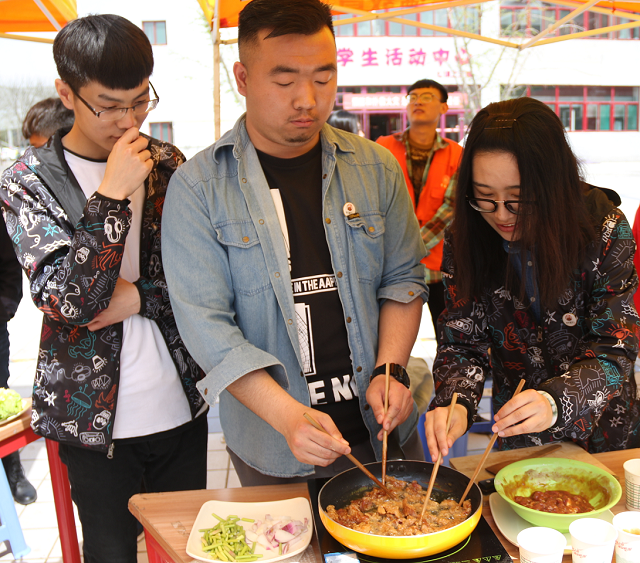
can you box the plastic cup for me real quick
[625,459,640,512]
[517,526,567,563]
[613,511,640,563]
[569,518,618,563]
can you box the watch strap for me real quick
[369,363,410,388]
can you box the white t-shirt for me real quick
[65,149,191,439]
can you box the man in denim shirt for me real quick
[163,0,429,483]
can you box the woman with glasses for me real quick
[423,97,640,459]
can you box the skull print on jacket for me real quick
[430,187,640,453]
[0,129,205,452]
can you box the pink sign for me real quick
[343,91,467,110]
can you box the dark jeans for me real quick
[0,321,10,388]
[58,414,208,563]
[427,281,446,343]
[228,429,424,487]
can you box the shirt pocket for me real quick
[214,220,272,296]
[345,212,385,284]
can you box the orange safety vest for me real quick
[376,134,462,273]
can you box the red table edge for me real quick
[0,407,81,563]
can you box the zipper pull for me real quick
[537,326,543,342]
[107,443,115,459]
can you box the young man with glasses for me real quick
[377,79,462,339]
[0,14,207,563]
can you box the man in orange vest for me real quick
[377,79,462,338]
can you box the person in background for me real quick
[327,109,364,136]
[424,97,639,461]
[162,0,428,486]
[0,15,207,563]
[377,80,462,340]
[633,205,640,316]
[22,97,74,147]
[0,215,37,505]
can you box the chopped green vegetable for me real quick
[200,514,263,562]
[0,389,22,420]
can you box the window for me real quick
[150,122,173,143]
[500,0,639,39]
[143,21,167,45]
[333,7,480,37]
[502,85,640,131]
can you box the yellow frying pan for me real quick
[318,460,483,559]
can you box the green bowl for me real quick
[494,457,621,532]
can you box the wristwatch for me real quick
[369,363,410,389]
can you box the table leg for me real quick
[45,440,81,563]
[144,529,176,563]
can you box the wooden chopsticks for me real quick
[381,364,390,486]
[419,393,457,525]
[458,378,527,506]
[303,412,395,498]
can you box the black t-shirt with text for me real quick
[256,142,369,446]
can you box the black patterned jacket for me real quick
[0,129,205,452]
[430,187,640,452]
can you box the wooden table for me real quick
[0,400,81,563]
[128,447,638,563]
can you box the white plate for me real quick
[186,497,313,562]
[489,492,614,554]
[0,398,29,427]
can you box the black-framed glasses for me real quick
[466,195,533,215]
[70,82,160,121]
[407,92,437,104]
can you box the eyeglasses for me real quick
[466,195,533,215]
[70,82,160,121]
[407,92,438,104]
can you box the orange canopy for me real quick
[198,0,640,31]
[0,0,76,32]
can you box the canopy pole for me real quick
[33,0,62,31]
[212,0,221,141]
[533,19,640,45]
[520,0,601,49]
[0,32,54,44]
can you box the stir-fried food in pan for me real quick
[326,476,472,536]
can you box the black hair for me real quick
[451,97,594,307]
[22,97,75,140]
[238,0,334,61]
[407,79,448,103]
[327,110,361,134]
[53,14,153,91]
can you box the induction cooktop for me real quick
[307,478,513,563]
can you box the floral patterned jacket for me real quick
[431,187,640,452]
[0,129,205,453]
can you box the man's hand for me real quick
[280,404,351,467]
[98,128,152,201]
[85,278,141,331]
[226,370,350,467]
[492,389,553,437]
[366,375,414,441]
[423,403,468,461]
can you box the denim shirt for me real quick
[162,116,428,477]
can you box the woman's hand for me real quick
[423,403,468,461]
[492,389,553,437]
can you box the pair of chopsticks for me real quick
[303,412,395,498]
[419,393,458,524]
[457,378,526,506]
[303,363,395,498]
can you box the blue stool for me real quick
[0,461,30,558]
